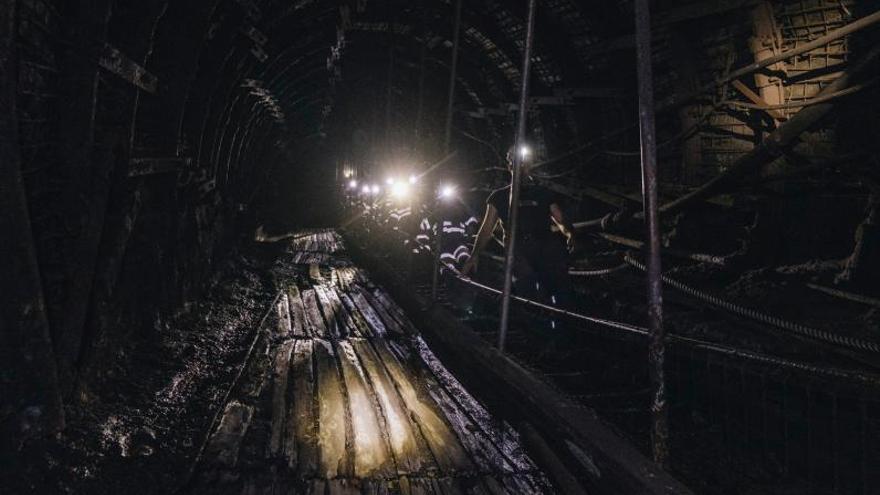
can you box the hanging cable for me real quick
[623,254,880,355]
[444,266,880,387]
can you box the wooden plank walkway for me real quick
[190,229,551,494]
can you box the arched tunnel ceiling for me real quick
[181,0,637,158]
[9,0,874,268]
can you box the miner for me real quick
[461,145,577,318]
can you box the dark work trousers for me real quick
[513,236,575,332]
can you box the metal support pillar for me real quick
[415,0,428,141]
[634,0,668,467]
[432,0,462,303]
[443,0,463,153]
[498,0,537,352]
[385,11,396,149]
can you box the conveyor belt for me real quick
[188,230,551,494]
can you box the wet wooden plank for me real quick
[324,286,362,338]
[288,339,318,475]
[430,387,513,473]
[301,289,327,339]
[411,337,537,473]
[500,474,553,495]
[480,476,508,495]
[205,400,254,468]
[394,341,512,474]
[240,473,294,495]
[370,287,417,331]
[453,477,490,495]
[433,477,465,495]
[369,339,474,474]
[288,285,309,338]
[334,290,369,338]
[339,291,376,338]
[349,290,389,338]
[332,267,357,291]
[408,477,437,494]
[315,340,353,478]
[357,287,406,336]
[358,480,385,495]
[314,284,343,339]
[268,339,295,457]
[275,293,292,337]
[396,476,412,495]
[327,479,362,495]
[351,339,436,476]
[336,341,397,479]
[309,263,324,282]
[308,480,327,495]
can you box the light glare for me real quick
[439,184,456,200]
[391,182,410,198]
[371,184,380,194]
[519,145,531,159]
[348,179,358,189]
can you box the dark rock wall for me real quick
[1,0,310,443]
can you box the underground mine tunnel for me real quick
[3,0,880,493]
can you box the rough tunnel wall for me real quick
[3,0,290,416]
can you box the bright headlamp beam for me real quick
[391,182,410,198]
[439,184,456,200]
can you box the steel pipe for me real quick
[432,0,463,302]
[498,0,537,353]
[634,0,668,468]
[442,0,463,153]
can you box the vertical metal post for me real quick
[634,0,668,467]
[443,0,463,153]
[432,0,462,302]
[385,11,395,149]
[415,0,428,141]
[498,0,537,353]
